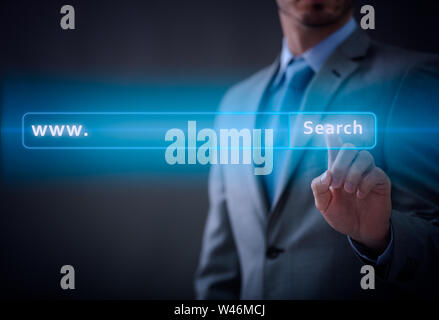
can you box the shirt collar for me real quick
[279,17,357,74]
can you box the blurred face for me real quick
[276,0,354,27]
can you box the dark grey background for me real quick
[1,0,439,299]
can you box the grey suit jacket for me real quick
[195,28,439,299]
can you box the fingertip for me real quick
[331,180,342,189]
[356,189,366,199]
[344,181,355,194]
[330,170,342,189]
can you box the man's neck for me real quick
[280,12,353,56]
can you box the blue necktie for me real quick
[263,58,314,205]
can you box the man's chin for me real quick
[300,14,341,28]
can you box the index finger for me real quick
[325,131,343,170]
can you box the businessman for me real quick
[196,0,439,299]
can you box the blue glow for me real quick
[2,75,229,182]
[21,111,377,150]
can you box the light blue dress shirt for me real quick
[274,17,394,266]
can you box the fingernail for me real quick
[331,177,341,189]
[344,182,354,193]
[356,189,365,198]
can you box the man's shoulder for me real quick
[368,41,439,75]
[372,43,439,102]
[371,43,439,128]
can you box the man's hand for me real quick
[311,135,392,255]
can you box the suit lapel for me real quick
[270,29,371,210]
[241,60,279,221]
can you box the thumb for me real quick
[311,170,332,213]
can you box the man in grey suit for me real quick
[195,0,439,299]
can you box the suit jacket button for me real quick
[266,246,284,259]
